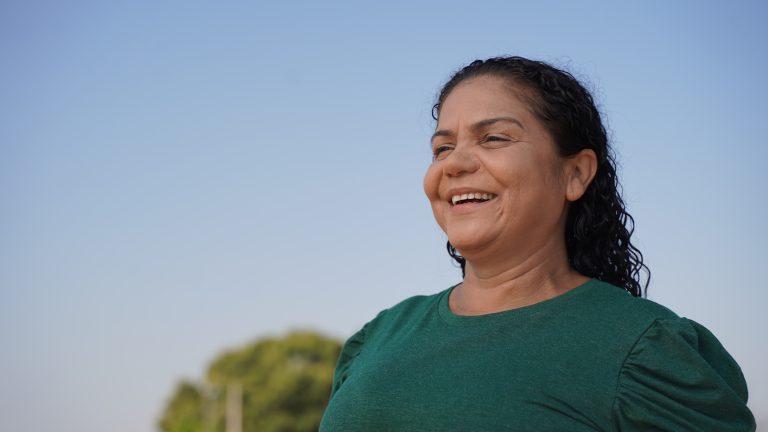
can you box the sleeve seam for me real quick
[608,317,663,432]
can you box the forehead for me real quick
[438,75,536,125]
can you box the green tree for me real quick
[158,331,341,432]
[158,381,205,432]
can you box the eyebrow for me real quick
[431,116,525,142]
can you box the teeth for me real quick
[451,193,496,205]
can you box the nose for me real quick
[443,145,480,177]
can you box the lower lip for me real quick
[450,198,495,215]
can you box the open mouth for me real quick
[450,192,497,206]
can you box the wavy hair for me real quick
[432,56,648,297]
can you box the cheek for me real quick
[423,164,441,200]
[486,157,525,194]
[423,165,448,229]
[490,158,556,214]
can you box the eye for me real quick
[432,145,453,161]
[483,135,509,142]
[480,134,513,148]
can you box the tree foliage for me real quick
[158,331,341,432]
[158,381,204,432]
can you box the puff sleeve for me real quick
[612,317,755,431]
[329,322,368,396]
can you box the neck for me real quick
[451,236,587,315]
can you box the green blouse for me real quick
[320,279,755,431]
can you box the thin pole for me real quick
[226,382,242,432]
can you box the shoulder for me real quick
[577,278,678,319]
[556,279,680,346]
[611,316,755,430]
[328,287,450,395]
[583,280,756,430]
[570,280,754,430]
[340,286,451,343]
[358,286,452,336]
[381,287,450,317]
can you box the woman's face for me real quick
[423,75,572,263]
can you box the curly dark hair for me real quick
[432,56,648,297]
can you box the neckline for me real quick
[437,278,598,325]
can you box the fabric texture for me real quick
[319,279,755,431]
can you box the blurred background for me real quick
[1,0,766,430]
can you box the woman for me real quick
[319,57,755,431]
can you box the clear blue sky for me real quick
[2,1,766,430]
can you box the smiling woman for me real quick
[424,75,597,308]
[319,57,756,431]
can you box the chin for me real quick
[446,232,492,257]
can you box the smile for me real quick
[451,192,497,205]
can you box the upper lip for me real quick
[445,187,496,205]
